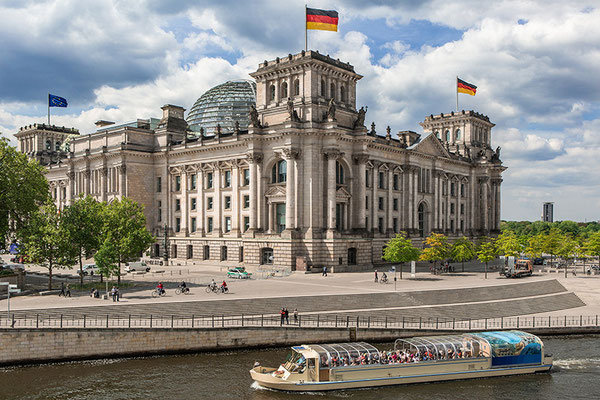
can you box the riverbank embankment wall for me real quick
[2,326,600,367]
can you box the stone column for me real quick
[324,150,341,231]
[231,163,240,234]
[481,177,489,232]
[446,179,451,233]
[353,155,368,230]
[433,172,439,231]
[407,167,414,231]
[371,163,379,232]
[283,149,299,230]
[247,154,262,231]
[257,164,265,230]
[84,170,90,195]
[495,179,502,231]
[67,171,75,205]
[197,167,204,235]
[100,168,107,202]
[387,166,393,232]
[213,167,221,235]
[268,201,274,233]
[120,164,127,198]
[180,170,188,236]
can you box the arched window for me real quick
[330,83,336,100]
[336,161,344,185]
[435,131,440,139]
[321,79,326,97]
[418,202,427,237]
[293,79,300,96]
[445,130,451,141]
[455,129,461,141]
[55,141,61,151]
[340,85,346,102]
[269,84,276,101]
[46,140,52,150]
[271,159,287,183]
[281,81,288,98]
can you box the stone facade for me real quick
[15,50,506,271]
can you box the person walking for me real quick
[59,282,65,297]
[374,270,378,283]
[284,308,289,325]
[111,286,117,302]
[115,287,120,301]
[322,266,328,277]
[293,308,298,324]
[65,283,71,298]
[280,307,285,326]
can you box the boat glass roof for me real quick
[310,342,379,364]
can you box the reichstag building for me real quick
[15,50,505,271]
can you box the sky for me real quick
[0,0,599,222]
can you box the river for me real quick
[1,335,598,399]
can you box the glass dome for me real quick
[186,80,256,136]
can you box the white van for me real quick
[79,264,100,276]
[125,261,150,273]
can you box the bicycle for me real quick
[151,288,167,298]
[205,285,221,294]
[379,276,389,284]
[175,287,190,295]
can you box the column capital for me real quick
[246,152,264,164]
[101,167,108,176]
[352,154,369,164]
[478,176,490,184]
[324,149,343,160]
[491,178,503,185]
[282,148,301,160]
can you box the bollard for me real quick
[261,314,264,327]
[436,318,439,330]
[597,315,598,327]
[222,315,225,328]
[385,316,388,329]
[299,315,301,327]
[346,316,349,328]
[580,315,583,326]
[192,315,195,328]
[368,316,371,328]
[242,314,244,327]
[106,314,109,328]
[60,314,63,328]
[356,316,359,328]
[453,318,455,330]
[317,315,320,328]
[12,314,15,328]
[564,315,567,327]
[549,315,551,327]
[171,315,174,328]
[335,315,338,328]
[402,316,405,329]
[212,315,214,328]
[150,315,153,328]
[533,317,535,328]
[36,314,39,329]
[501,317,503,329]
[84,315,87,328]
[468,318,471,330]
[485,318,487,330]
[419,317,422,329]
[517,316,520,329]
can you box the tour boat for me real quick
[250,330,552,392]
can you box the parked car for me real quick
[227,266,252,279]
[533,258,544,265]
[125,261,150,273]
[78,264,100,276]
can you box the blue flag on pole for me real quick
[49,94,68,108]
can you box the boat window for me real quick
[394,334,489,360]
[284,351,307,372]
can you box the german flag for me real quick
[457,78,477,96]
[306,7,338,32]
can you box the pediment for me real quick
[265,185,286,197]
[336,186,351,200]
[413,134,450,157]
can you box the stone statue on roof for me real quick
[326,98,336,121]
[353,106,368,129]
[248,104,261,128]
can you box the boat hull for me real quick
[251,362,552,392]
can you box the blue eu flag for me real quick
[49,94,68,108]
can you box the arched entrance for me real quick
[418,202,427,237]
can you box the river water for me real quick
[1,336,599,400]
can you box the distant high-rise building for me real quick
[542,202,554,222]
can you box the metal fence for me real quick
[1,312,600,331]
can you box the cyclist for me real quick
[220,280,228,293]
[210,278,217,291]
[179,281,189,293]
[381,272,388,283]
[157,282,164,295]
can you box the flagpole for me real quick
[456,76,459,112]
[305,4,308,51]
[48,93,50,125]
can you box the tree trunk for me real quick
[117,259,121,285]
[79,253,84,286]
[48,263,53,290]
[462,261,465,273]
[400,262,403,280]
[484,262,488,279]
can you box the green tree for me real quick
[419,233,450,268]
[477,238,498,279]
[97,197,154,284]
[525,233,545,258]
[585,232,600,270]
[542,228,565,267]
[449,236,475,272]
[557,235,577,277]
[94,239,119,282]
[496,230,522,258]
[61,195,106,285]
[383,232,420,279]
[0,138,49,250]
[19,202,76,289]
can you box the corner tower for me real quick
[249,51,363,128]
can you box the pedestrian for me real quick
[115,287,120,302]
[322,266,327,276]
[59,282,65,297]
[284,307,289,324]
[374,270,378,283]
[280,307,285,325]
[293,308,298,324]
[65,283,71,297]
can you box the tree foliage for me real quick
[419,233,450,263]
[450,236,475,272]
[95,197,154,284]
[19,202,76,289]
[476,238,498,279]
[585,232,600,268]
[0,138,49,250]
[496,230,522,257]
[383,232,420,279]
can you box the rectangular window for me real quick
[366,170,370,188]
[224,217,231,232]
[203,245,210,260]
[366,196,369,209]
[378,217,384,234]
[460,220,464,231]
[221,246,228,261]
[450,219,455,232]
[393,174,399,190]
[378,197,384,210]
[239,246,244,262]
[243,195,250,208]
[156,177,162,192]
[243,169,250,186]
[460,203,465,215]
[450,203,455,214]
[276,203,286,233]
[451,182,456,196]
[207,197,213,209]
[157,201,162,222]
[393,198,398,211]
[244,216,250,231]
[191,217,196,232]
[393,218,398,233]
[175,175,181,191]
[207,217,213,232]
[378,171,385,189]
[186,245,193,259]
[191,197,196,210]
[224,196,231,209]
[175,199,181,211]
[207,172,213,189]
[224,170,231,187]
[190,174,197,190]
[175,217,181,232]
[460,183,465,197]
